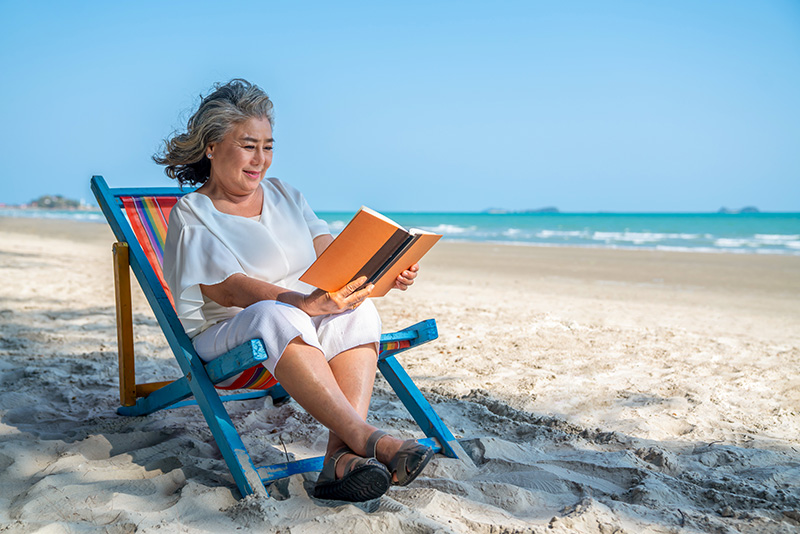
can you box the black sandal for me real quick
[313,447,391,502]
[366,430,434,486]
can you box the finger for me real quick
[352,283,374,299]
[396,272,415,285]
[343,276,369,295]
[344,283,373,306]
[348,285,374,309]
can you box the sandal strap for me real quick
[365,430,388,458]
[318,447,352,483]
[389,440,433,486]
[341,454,362,474]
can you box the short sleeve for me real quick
[163,213,245,337]
[269,178,329,238]
[302,197,329,238]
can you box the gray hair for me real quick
[153,79,275,186]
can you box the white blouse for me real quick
[163,178,330,338]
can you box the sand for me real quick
[1,215,799,533]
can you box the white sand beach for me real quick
[1,216,799,533]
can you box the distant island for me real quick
[30,195,83,209]
[0,195,93,210]
[483,207,560,214]
[717,206,760,214]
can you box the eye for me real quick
[243,145,256,150]
[264,146,273,152]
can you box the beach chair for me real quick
[90,175,465,498]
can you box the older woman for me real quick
[154,79,431,502]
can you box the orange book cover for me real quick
[300,207,442,297]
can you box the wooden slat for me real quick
[136,380,175,397]
[112,242,136,407]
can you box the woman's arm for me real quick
[313,233,334,257]
[200,272,373,317]
[200,232,373,315]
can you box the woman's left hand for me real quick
[393,263,419,291]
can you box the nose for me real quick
[252,149,265,166]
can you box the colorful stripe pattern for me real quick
[121,196,177,307]
[379,340,411,353]
[120,194,409,392]
[216,364,279,390]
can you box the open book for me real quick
[300,207,442,297]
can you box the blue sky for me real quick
[1,1,798,212]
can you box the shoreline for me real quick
[3,214,800,259]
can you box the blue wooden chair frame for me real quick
[90,175,464,498]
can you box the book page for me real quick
[360,206,405,230]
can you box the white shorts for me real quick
[192,299,382,385]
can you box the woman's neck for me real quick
[196,181,264,218]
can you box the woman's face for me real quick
[207,117,273,196]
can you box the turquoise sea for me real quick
[320,211,800,256]
[2,208,799,256]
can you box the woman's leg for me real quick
[273,340,407,480]
[323,343,411,480]
[323,343,378,478]
[326,344,377,424]
[196,301,414,480]
[272,338,379,457]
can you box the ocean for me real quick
[2,208,799,256]
[321,211,800,256]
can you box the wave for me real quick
[420,224,478,235]
[592,231,703,243]
[754,234,800,241]
[0,208,105,223]
[5,208,798,256]
[420,225,800,255]
[328,220,347,231]
[536,229,588,238]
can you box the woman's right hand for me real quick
[301,276,374,316]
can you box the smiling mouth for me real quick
[243,170,260,178]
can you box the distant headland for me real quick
[483,207,560,214]
[717,206,760,214]
[0,195,94,210]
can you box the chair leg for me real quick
[113,242,137,407]
[180,348,269,497]
[378,355,470,461]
